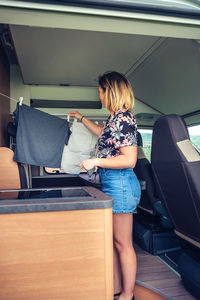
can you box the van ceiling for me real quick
[10,25,158,86]
[9,24,200,121]
[129,38,200,116]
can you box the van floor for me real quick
[135,243,196,300]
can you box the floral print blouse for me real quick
[97,109,137,158]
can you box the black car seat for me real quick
[7,121,32,188]
[134,131,159,214]
[134,132,172,228]
[7,121,17,151]
[151,114,200,245]
[151,114,200,299]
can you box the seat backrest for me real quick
[7,121,32,188]
[151,114,200,248]
[7,122,17,138]
[0,147,21,189]
[134,132,159,214]
[7,121,17,151]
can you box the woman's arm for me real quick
[80,146,137,171]
[69,110,103,136]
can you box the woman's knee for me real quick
[114,238,132,253]
[113,238,122,252]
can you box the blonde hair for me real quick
[98,71,134,112]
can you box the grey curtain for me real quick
[13,103,70,168]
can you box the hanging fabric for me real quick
[13,103,71,168]
[61,120,98,174]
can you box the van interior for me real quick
[0,1,200,300]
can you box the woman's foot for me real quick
[114,291,121,299]
[118,292,134,300]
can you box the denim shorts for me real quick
[99,168,141,214]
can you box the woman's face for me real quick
[98,86,106,108]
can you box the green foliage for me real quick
[140,133,152,161]
[140,133,200,161]
[190,136,200,151]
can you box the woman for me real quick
[69,71,141,300]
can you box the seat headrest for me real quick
[7,122,17,138]
[153,114,189,142]
[151,114,191,162]
[137,131,143,147]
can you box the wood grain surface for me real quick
[0,208,113,300]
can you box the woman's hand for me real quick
[69,111,103,137]
[69,110,82,121]
[80,158,99,171]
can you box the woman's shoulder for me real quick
[115,110,136,125]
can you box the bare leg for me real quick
[113,243,122,296]
[113,213,136,300]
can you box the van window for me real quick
[188,125,200,152]
[138,129,153,161]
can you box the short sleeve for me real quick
[111,112,137,149]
